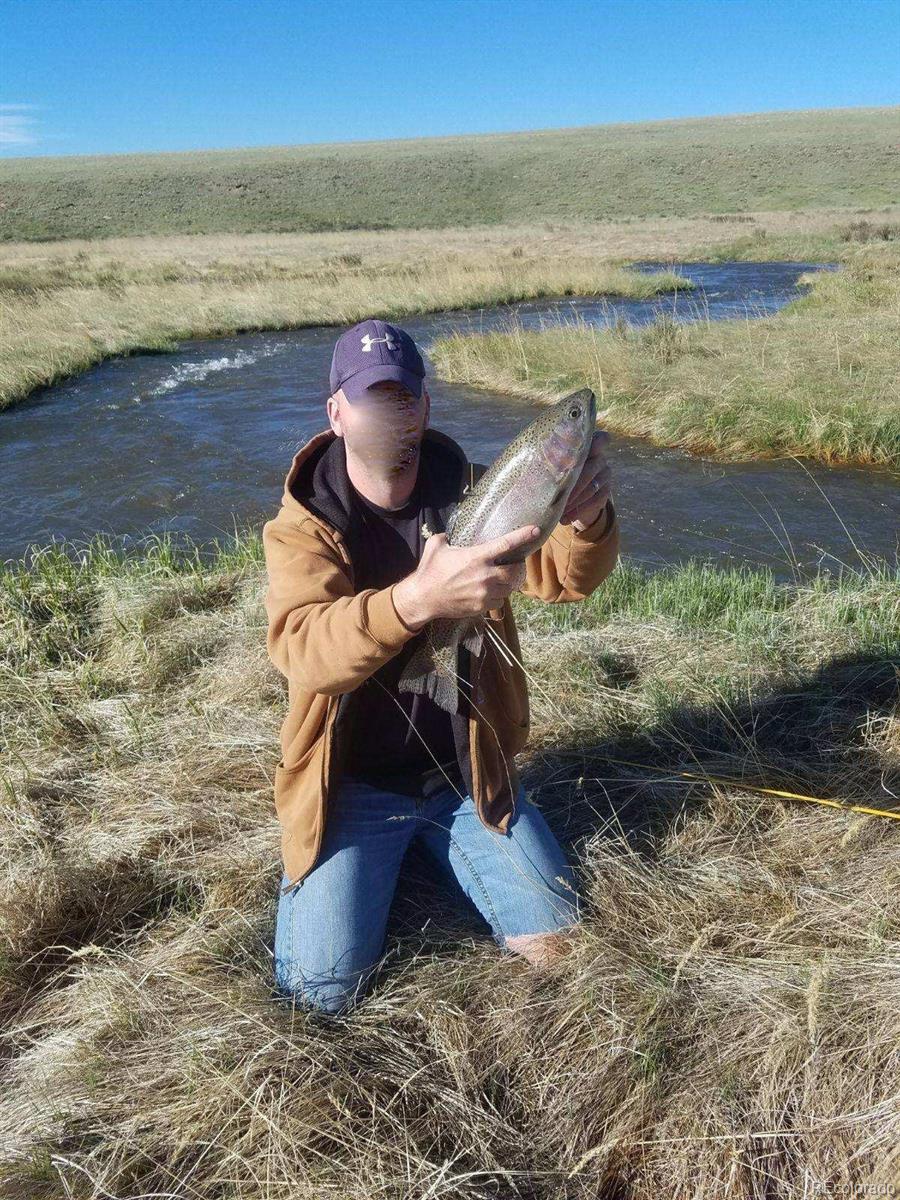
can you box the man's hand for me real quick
[560,429,613,531]
[392,523,538,630]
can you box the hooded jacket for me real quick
[262,425,619,892]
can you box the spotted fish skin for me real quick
[398,388,598,714]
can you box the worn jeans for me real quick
[272,775,581,1014]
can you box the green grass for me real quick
[1,106,898,241]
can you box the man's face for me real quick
[327,379,430,478]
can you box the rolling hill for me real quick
[0,106,897,241]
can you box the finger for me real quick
[565,461,611,514]
[476,522,540,561]
[571,446,610,495]
[498,561,527,587]
[587,429,611,457]
[588,427,609,453]
[564,477,614,516]
[562,476,612,522]
[570,459,609,499]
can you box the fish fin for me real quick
[461,621,483,659]
[397,619,463,715]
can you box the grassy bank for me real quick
[2,106,897,240]
[1,530,898,1195]
[689,214,900,263]
[0,229,693,413]
[3,208,898,415]
[430,242,900,468]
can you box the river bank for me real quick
[1,530,897,1194]
[3,208,896,414]
[1,229,691,413]
[430,242,900,468]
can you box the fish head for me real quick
[534,388,597,484]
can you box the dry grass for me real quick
[4,207,899,415]
[0,219,712,413]
[1,533,898,1197]
[430,242,900,469]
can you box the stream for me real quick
[2,261,896,576]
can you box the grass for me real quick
[4,207,900,416]
[2,102,898,1198]
[687,213,900,263]
[0,229,690,412]
[0,529,898,1196]
[1,106,898,240]
[429,241,900,468]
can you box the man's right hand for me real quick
[392,523,539,631]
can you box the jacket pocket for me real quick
[273,739,322,819]
[276,737,320,776]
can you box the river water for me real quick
[1,262,897,576]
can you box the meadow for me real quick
[3,206,899,418]
[2,107,899,1197]
[0,530,897,1196]
[0,227,689,412]
[1,106,897,240]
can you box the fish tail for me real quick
[398,619,466,715]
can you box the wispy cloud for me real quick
[0,103,40,146]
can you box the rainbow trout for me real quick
[397,387,598,715]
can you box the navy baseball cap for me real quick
[329,318,426,403]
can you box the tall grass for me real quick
[430,245,900,468]
[1,530,898,1196]
[0,236,685,412]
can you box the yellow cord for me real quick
[603,757,900,822]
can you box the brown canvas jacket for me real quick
[263,425,619,890]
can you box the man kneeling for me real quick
[263,319,619,1014]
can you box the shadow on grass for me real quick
[382,650,899,959]
[524,649,900,852]
[0,863,205,1055]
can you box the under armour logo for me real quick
[360,333,398,352]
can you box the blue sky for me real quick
[1,0,898,158]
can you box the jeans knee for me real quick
[274,959,373,1016]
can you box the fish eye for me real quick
[569,406,580,419]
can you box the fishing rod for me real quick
[572,753,900,823]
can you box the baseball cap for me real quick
[329,318,426,403]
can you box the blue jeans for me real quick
[273,776,581,1014]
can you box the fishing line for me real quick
[600,756,900,822]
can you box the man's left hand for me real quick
[560,429,613,531]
